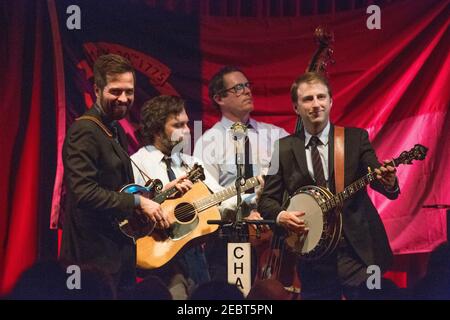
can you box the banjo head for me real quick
[285,189,325,255]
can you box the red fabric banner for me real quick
[200,0,449,255]
[1,0,448,295]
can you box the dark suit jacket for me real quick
[60,107,135,280]
[258,125,399,272]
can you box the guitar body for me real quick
[136,181,221,269]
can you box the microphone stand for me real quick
[233,134,247,243]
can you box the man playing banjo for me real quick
[258,72,399,299]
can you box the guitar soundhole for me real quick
[174,202,196,223]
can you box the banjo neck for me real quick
[320,159,396,212]
[286,144,427,260]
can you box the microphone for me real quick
[231,122,247,165]
[230,122,247,140]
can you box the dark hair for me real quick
[208,65,246,109]
[140,95,186,144]
[189,281,244,300]
[290,72,332,104]
[128,276,172,300]
[8,260,115,300]
[93,54,136,91]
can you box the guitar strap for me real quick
[334,126,345,194]
[76,115,113,137]
[76,115,153,186]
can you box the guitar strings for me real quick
[170,186,258,220]
[166,179,259,221]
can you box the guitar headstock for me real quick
[394,144,428,165]
[187,163,206,182]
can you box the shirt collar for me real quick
[304,121,330,147]
[144,144,184,167]
[220,116,258,132]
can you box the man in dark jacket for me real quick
[258,72,399,299]
[61,54,167,293]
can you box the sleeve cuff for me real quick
[276,212,282,224]
[134,195,141,208]
[384,178,399,193]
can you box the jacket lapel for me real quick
[116,125,133,182]
[291,131,315,186]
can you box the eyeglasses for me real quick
[217,82,252,96]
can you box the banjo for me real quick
[284,144,428,261]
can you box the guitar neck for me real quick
[194,177,260,211]
[152,165,205,204]
[323,160,396,211]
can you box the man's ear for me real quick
[94,84,101,100]
[213,94,224,108]
[330,98,333,108]
[293,104,300,116]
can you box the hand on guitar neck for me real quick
[162,173,194,198]
[372,159,397,189]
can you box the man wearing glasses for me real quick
[193,66,288,281]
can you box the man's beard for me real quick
[160,132,187,155]
[99,95,131,121]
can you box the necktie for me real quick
[163,156,177,182]
[244,124,254,193]
[309,136,326,188]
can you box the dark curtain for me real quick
[0,0,57,294]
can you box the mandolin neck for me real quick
[152,187,179,204]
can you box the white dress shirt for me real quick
[131,145,239,214]
[193,116,289,207]
[131,145,223,191]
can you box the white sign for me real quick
[227,242,252,296]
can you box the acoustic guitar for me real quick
[136,176,260,269]
[118,164,205,243]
